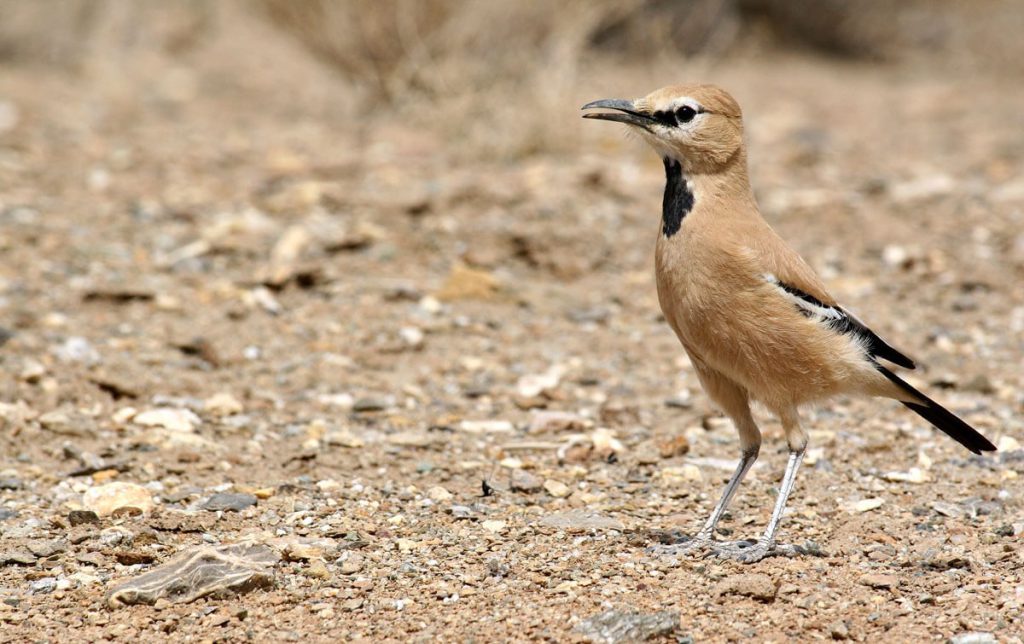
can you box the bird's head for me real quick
[582,84,744,173]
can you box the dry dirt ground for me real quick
[1,42,1023,644]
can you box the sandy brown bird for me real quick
[582,84,996,563]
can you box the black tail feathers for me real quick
[878,367,997,455]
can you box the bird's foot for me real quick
[708,538,772,563]
[707,539,811,563]
[644,532,714,557]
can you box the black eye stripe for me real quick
[653,105,706,127]
[652,110,676,126]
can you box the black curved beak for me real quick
[581,98,654,130]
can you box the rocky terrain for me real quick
[1,7,1023,642]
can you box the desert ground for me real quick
[1,3,1023,642]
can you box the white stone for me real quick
[83,482,154,517]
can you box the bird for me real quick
[582,84,996,563]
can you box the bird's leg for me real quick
[692,447,759,543]
[710,410,808,563]
[712,445,805,563]
[647,446,759,556]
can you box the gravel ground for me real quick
[1,51,1023,642]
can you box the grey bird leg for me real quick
[647,446,758,556]
[712,445,806,563]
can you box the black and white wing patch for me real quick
[763,273,916,369]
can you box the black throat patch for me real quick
[661,157,694,238]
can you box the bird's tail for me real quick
[877,367,996,455]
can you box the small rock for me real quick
[0,509,17,522]
[68,509,100,524]
[996,435,1020,452]
[19,359,46,383]
[656,435,690,459]
[427,486,453,502]
[324,427,365,448]
[847,498,885,513]
[27,540,66,558]
[509,469,543,493]
[0,477,22,490]
[352,398,389,413]
[399,327,425,349]
[600,402,641,426]
[701,416,732,432]
[961,374,995,394]
[882,244,910,267]
[527,410,587,434]
[537,510,624,532]
[338,553,364,574]
[889,174,955,202]
[922,551,972,571]
[931,501,963,518]
[481,520,507,534]
[39,410,95,437]
[203,493,257,512]
[882,468,929,484]
[1,548,37,565]
[543,479,571,498]
[83,482,155,517]
[68,571,101,587]
[713,573,777,601]
[458,420,514,435]
[387,431,435,448]
[658,465,702,487]
[435,263,499,301]
[418,296,442,314]
[204,393,243,416]
[30,578,57,594]
[106,543,279,608]
[950,633,996,644]
[516,365,565,398]
[829,620,850,640]
[591,428,624,459]
[664,389,693,409]
[53,336,101,364]
[575,609,678,643]
[283,543,325,562]
[859,573,898,589]
[116,551,157,565]
[134,408,201,433]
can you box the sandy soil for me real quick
[1,45,1023,643]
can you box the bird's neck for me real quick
[661,147,755,238]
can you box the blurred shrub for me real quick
[1,0,1021,157]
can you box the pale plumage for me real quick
[583,84,996,563]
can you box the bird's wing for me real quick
[749,229,916,369]
[760,273,916,369]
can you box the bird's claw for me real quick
[709,539,771,563]
[648,537,793,563]
[644,534,713,557]
[707,539,808,562]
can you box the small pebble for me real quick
[83,482,154,517]
[203,493,258,512]
[509,468,543,493]
[543,479,571,498]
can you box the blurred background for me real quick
[2,0,1024,158]
[1,2,1024,641]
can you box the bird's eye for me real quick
[675,105,697,124]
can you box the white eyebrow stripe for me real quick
[665,97,702,112]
